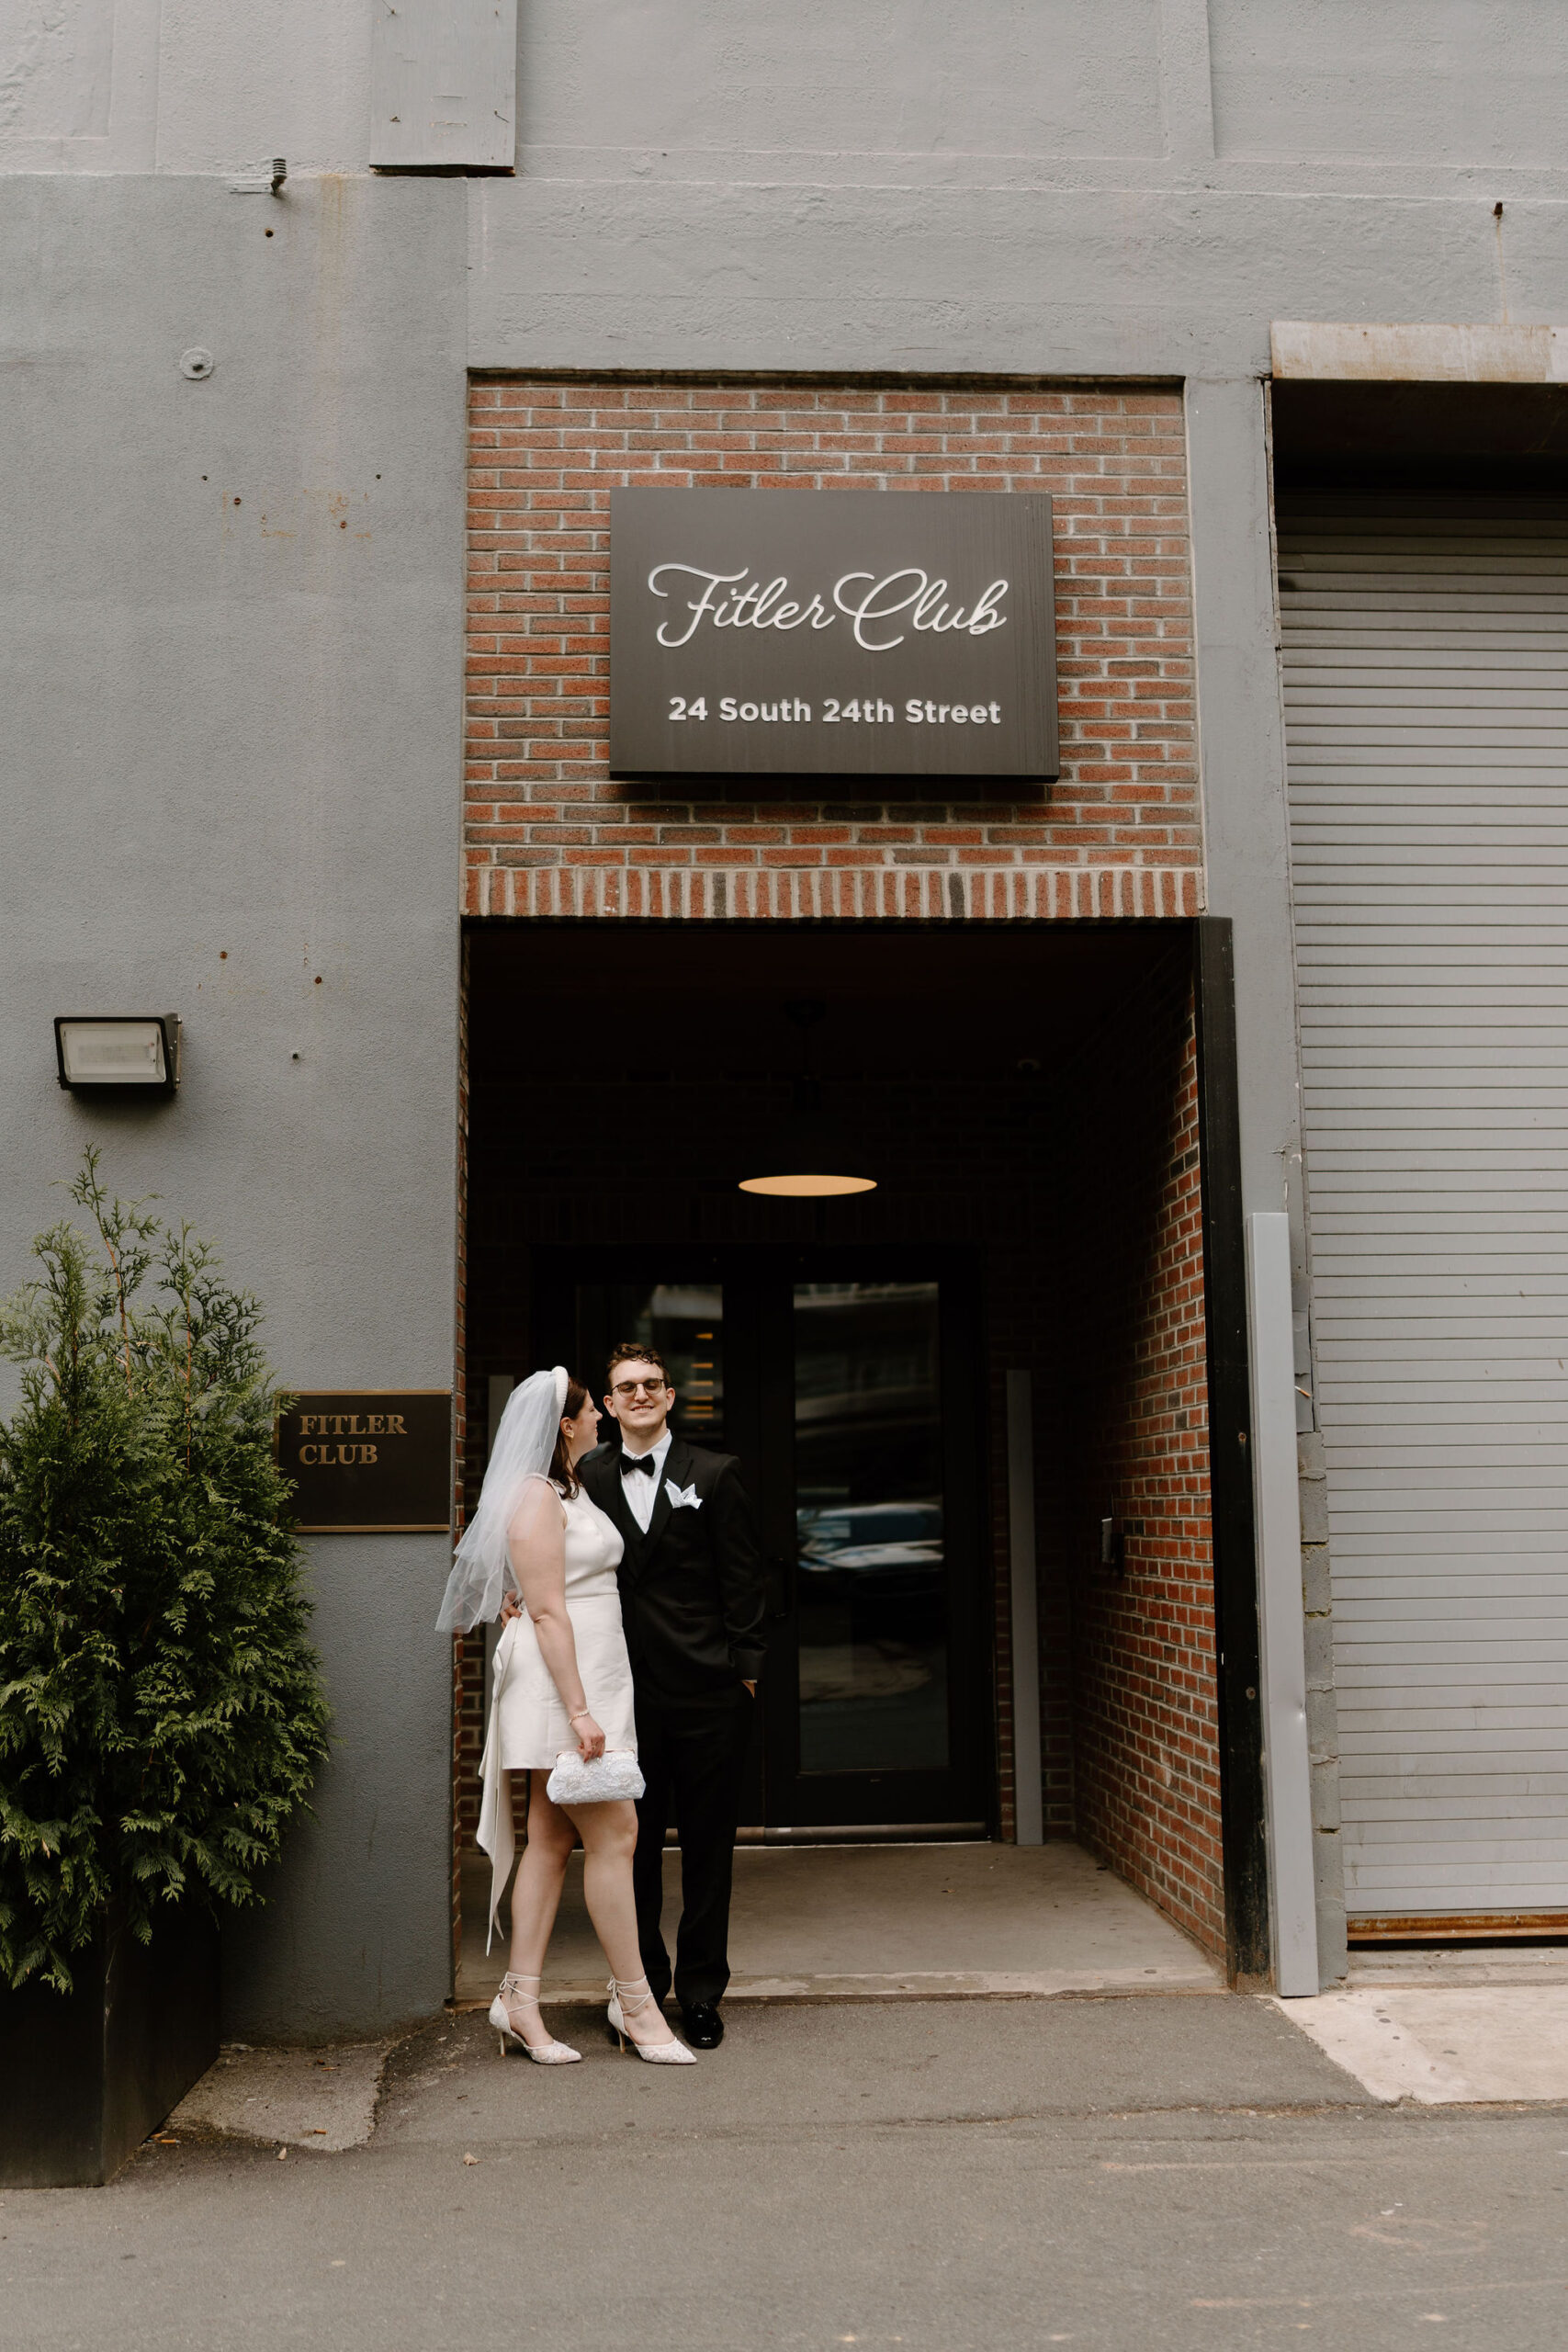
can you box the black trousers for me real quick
[632,1684,752,2010]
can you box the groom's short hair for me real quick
[606,1341,670,1385]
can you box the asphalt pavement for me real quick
[5,1995,1568,2352]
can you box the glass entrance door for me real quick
[572,1275,728,1448]
[792,1282,949,1777]
[759,1258,987,1829]
[536,1248,989,1833]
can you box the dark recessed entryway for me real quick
[460,917,1265,1980]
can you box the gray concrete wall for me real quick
[10,0,1568,2011]
[474,0,1568,372]
[0,4,372,175]
[0,173,468,2036]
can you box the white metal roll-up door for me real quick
[1280,502,1568,1926]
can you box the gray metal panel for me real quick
[1281,505,1568,1918]
[369,0,515,170]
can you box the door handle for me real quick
[766,1554,795,1621]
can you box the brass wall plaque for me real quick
[278,1391,453,1533]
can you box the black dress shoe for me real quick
[680,2002,724,2049]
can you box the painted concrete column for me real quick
[0,175,469,2036]
[1184,378,1348,1986]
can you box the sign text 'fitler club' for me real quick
[277,1391,453,1532]
[608,490,1058,779]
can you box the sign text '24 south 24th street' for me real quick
[666,693,1007,729]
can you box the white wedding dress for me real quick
[476,1475,637,1948]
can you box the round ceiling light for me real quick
[738,1077,877,1197]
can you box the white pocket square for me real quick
[666,1479,702,1510]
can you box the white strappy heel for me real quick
[606,1976,697,2064]
[490,1972,581,2064]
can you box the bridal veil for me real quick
[434,1364,570,1632]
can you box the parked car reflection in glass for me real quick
[797,1500,944,1606]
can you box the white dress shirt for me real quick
[619,1427,672,1534]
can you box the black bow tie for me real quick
[621,1453,657,1477]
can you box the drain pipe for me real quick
[1245,1213,1320,1994]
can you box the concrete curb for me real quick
[164,2041,393,2153]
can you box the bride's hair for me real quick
[548,1374,591,1497]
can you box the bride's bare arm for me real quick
[507,1481,604,1759]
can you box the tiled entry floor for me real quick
[456,1839,1222,2007]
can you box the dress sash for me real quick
[476,1617,517,1954]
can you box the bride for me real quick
[436,1366,695,2065]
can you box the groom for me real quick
[577,1343,767,2049]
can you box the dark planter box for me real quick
[0,1902,220,2188]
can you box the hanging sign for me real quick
[609,489,1057,778]
[278,1391,452,1532]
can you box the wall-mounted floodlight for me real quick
[54,1015,182,1095]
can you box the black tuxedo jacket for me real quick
[578,1435,767,1702]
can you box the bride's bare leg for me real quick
[500,1773,577,2048]
[567,1798,677,2048]
[508,1774,574,1973]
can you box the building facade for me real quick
[6,3,1568,2034]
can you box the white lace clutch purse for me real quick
[545,1748,645,1806]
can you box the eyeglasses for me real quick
[611,1377,670,1398]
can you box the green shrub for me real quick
[0,1150,329,1994]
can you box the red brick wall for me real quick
[450,946,536,1889]
[1057,948,1225,1957]
[465,381,1201,919]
